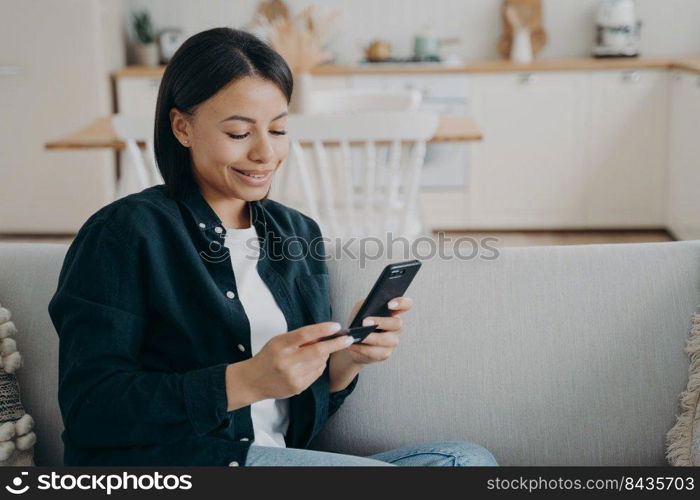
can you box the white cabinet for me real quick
[116,75,346,115]
[668,71,700,240]
[586,71,668,226]
[469,72,588,228]
[111,68,698,234]
[116,77,161,115]
[310,75,348,90]
[468,70,669,229]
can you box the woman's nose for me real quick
[249,135,274,164]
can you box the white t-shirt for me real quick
[223,207,289,448]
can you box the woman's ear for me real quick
[169,108,191,147]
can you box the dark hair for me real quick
[154,27,293,199]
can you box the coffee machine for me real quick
[593,0,641,58]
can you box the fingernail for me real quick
[388,301,398,309]
[330,322,341,332]
[362,318,375,326]
[343,336,354,345]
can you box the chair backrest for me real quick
[272,110,439,240]
[111,114,162,197]
[309,88,422,114]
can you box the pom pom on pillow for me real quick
[0,303,35,466]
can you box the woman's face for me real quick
[170,76,289,202]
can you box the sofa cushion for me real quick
[666,307,700,466]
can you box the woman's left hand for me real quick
[342,296,413,365]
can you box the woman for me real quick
[48,27,497,467]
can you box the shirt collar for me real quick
[175,181,268,238]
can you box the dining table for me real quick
[44,115,482,151]
[44,114,483,201]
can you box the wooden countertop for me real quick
[44,115,482,151]
[670,59,700,74]
[113,55,700,79]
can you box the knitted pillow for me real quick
[666,307,700,466]
[0,305,36,466]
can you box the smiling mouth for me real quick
[230,167,274,186]
[234,168,270,179]
[230,167,273,179]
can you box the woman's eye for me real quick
[226,131,286,140]
[227,133,249,140]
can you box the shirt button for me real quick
[198,222,206,229]
[240,437,249,442]
[237,344,245,352]
[228,461,239,467]
[215,226,223,234]
[226,291,236,299]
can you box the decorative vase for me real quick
[511,28,534,64]
[134,42,159,66]
[289,72,313,114]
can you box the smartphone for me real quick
[309,260,422,346]
[347,259,422,342]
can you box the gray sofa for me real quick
[0,240,697,466]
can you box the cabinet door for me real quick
[469,72,588,228]
[116,77,161,115]
[310,76,348,90]
[586,71,668,226]
[668,72,700,240]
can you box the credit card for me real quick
[314,324,378,345]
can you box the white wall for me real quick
[0,0,126,234]
[127,0,700,62]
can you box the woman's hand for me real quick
[227,322,353,409]
[342,296,414,365]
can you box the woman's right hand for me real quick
[229,322,354,406]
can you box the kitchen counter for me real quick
[312,56,700,75]
[670,58,700,74]
[113,55,700,79]
[44,115,482,151]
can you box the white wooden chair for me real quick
[111,114,163,198]
[272,111,439,240]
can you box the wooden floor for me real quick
[0,230,675,247]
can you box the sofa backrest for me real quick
[1,240,698,465]
[313,240,700,465]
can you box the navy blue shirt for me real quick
[48,182,359,466]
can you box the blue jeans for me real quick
[244,441,498,466]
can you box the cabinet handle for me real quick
[621,71,641,83]
[518,73,535,85]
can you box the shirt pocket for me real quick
[295,273,332,324]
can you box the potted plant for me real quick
[131,10,159,66]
